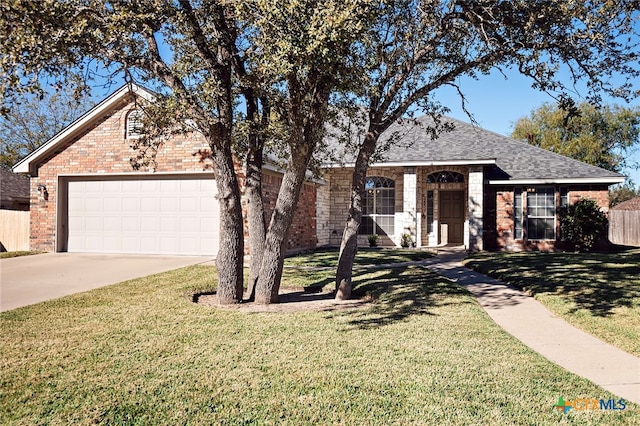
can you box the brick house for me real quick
[14,85,623,255]
[13,85,316,255]
[319,115,623,251]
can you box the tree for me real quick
[0,88,92,169]
[244,0,376,304]
[1,0,376,304]
[2,0,247,304]
[334,0,640,299]
[610,181,640,207]
[512,102,640,173]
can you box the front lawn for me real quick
[1,262,636,424]
[284,247,434,268]
[464,247,640,357]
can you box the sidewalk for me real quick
[424,248,640,405]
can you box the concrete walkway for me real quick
[0,253,213,312]
[424,248,640,405]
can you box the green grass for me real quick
[1,261,637,424]
[284,247,434,268]
[464,247,640,357]
[0,251,45,259]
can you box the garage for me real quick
[64,175,219,255]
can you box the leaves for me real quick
[512,102,640,173]
[559,199,608,252]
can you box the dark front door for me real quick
[440,191,465,244]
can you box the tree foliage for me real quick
[1,0,377,304]
[559,199,608,252]
[512,102,640,173]
[0,88,92,169]
[2,1,640,303]
[610,181,640,207]
[334,0,640,298]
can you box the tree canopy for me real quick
[512,102,640,173]
[0,88,92,169]
[2,1,640,303]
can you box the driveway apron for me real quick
[0,253,213,312]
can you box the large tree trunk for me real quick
[244,134,266,301]
[210,142,245,304]
[254,143,315,304]
[253,76,331,304]
[335,129,380,300]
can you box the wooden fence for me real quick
[609,210,640,247]
[0,210,30,252]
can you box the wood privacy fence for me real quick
[0,210,30,251]
[609,210,640,247]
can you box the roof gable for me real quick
[13,84,155,175]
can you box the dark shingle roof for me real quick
[327,115,623,182]
[0,168,29,202]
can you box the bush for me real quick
[559,199,608,252]
[368,234,379,247]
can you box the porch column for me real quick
[467,166,484,251]
[402,167,417,246]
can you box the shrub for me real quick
[368,234,379,247]
[560,199,608,252]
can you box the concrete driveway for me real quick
[0,253,214,312]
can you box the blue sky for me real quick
[431,68,640,186]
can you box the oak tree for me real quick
[512,102,640,173]
[334,0,640,298]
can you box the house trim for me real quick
[488,177,625,185]
[325,159,497,168]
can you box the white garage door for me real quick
[67,177,219,255]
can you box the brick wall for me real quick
[260,170,317,252]
[29,96,317,253]
[490,184,610,251]
[324,166,404,246]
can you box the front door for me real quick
[440,191,465,244]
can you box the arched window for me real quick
[126,109,144,139]
[427,171,464,183]
[359,177,395,236]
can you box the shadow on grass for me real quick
[465,247,640,317]
[284,247,434,268]
[331,266,471,329]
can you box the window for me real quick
[560,187,569,208]
[427,171,464,183]
[527,187,555,240]
[359,177,395,236]
[126,109,144,139]
[559,187,569,240]
[514,188,523,239]
[427,190,434,234]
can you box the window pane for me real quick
[514,189,522,239]
[359,216,374,235]
[360,177,395,235]
[526,187,555,240]
[427,190,434,234]
[374,215,394,236]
